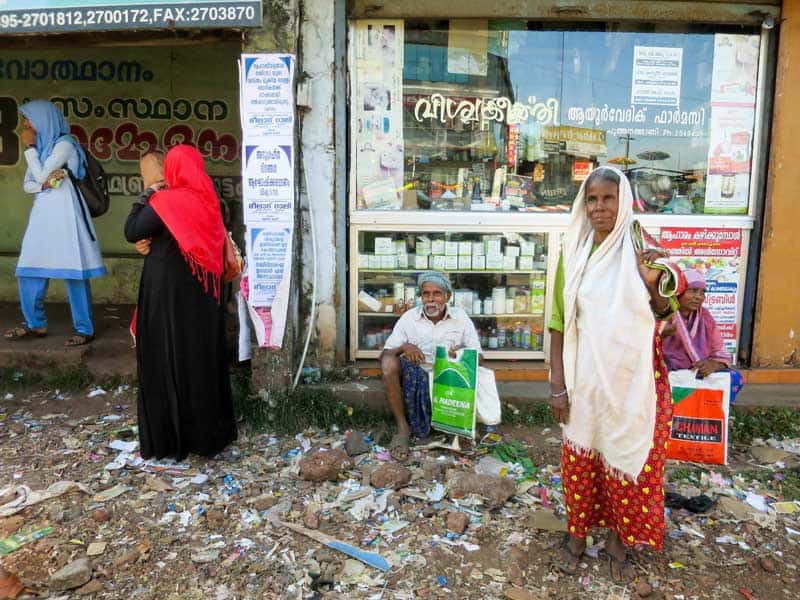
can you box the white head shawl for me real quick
[560,166,657,481]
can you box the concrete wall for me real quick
[299,0,338,367]
[752,1,800,367]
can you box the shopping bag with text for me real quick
[667,370,731,465]
[431,346,478,439]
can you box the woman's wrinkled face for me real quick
[21,117,35,133]
[585,179,619,237]
[679,286,706,312]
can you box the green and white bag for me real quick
[431,346,478,439]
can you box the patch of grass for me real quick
[0,366,42,389]
[738,466,800,501]
[234,377,392,434]
[730,407,800,445]
[503,401,557,428]
[42,363,93,390]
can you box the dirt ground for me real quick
[0,385,798,600]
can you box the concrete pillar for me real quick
[752,2,800,367]
[242,0,300,389]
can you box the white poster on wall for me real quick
[704,34,759,215]
[631,46,683,107]
[239,53,296,348]
[353,20,405,210]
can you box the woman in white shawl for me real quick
[548,166,676,581]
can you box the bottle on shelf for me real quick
[488,327,499,349]
[497,326,506,348]
[522,324,532,349]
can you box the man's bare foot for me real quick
[389,431,411,461]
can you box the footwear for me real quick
[65,333,95,347]
[4,324,47,341]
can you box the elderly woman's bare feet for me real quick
[554,533,586,575]
[604,532,636,582]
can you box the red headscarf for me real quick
[149,145,226,299]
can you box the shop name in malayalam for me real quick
[414,94,560,127]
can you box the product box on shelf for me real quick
[486,255,504,270]
[414,254,430,269]
[458,241,472,256]
[472,242,485,256]
[380,255,397,270]
[520,240,536,256]
[417,236,432,256]
[519,256,534,270]
[359,254,370,268]
[506,245,520,258]
[394,240,407,254]
[431,239,446,255]
[445,241,459,256]
[374,237,394,255]
[358,290,382,312]
[485,239,502,256]
[368,255,382,269]
[445,256,459,270]
[472,255,486,270]
[503,256,517,271]
[431,255,447,270]
[458,256,472,270]
[397,253,409,269]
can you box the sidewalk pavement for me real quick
[1,302,798,409]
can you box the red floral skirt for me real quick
[560,333,673,551]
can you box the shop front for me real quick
[347,3,778,366]
[0,1,261,303]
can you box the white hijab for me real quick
[561,166,656,480]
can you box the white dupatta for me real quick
[560,166,656,480]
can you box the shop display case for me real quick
[350,226,556,359]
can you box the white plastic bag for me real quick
[475,367,501,426]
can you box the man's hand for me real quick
[399,343,424,365]
[448,344,464,359]
[694,359,725,378]
[549,390,570,425]
[135,239,151,256]
[21,128,36,147]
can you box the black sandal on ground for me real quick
[4,324,47,341]
[64,333,95,347]
[554,533,584,575]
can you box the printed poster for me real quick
[353,20,404,209]
[239,53,295,139]
[704,34,759,214]
[239,53,295,347]
[242,142,294,224]
[658,227,743,359]
[631,46,683,107]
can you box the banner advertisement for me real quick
[630,46,683,107]
[658,227,743,359]
[0,43,242,254]
[0,1,262,34]
[239,53,295,348]
[431,346,478,439]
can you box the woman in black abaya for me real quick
[125,146,236,460]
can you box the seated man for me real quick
[662,268,743,403]
[381,271,501,460]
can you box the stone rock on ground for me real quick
[77,579,104,596]
[370,463,412,489]
[345,431,371,456]
[750,446,790,464]
[304,511,321,530]
[445,511,470,534]
[49,558,92,591]
[636,581,653,597]
[448,472,515,509]
[299,449,352,482]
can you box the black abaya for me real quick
[125,193,236,460]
